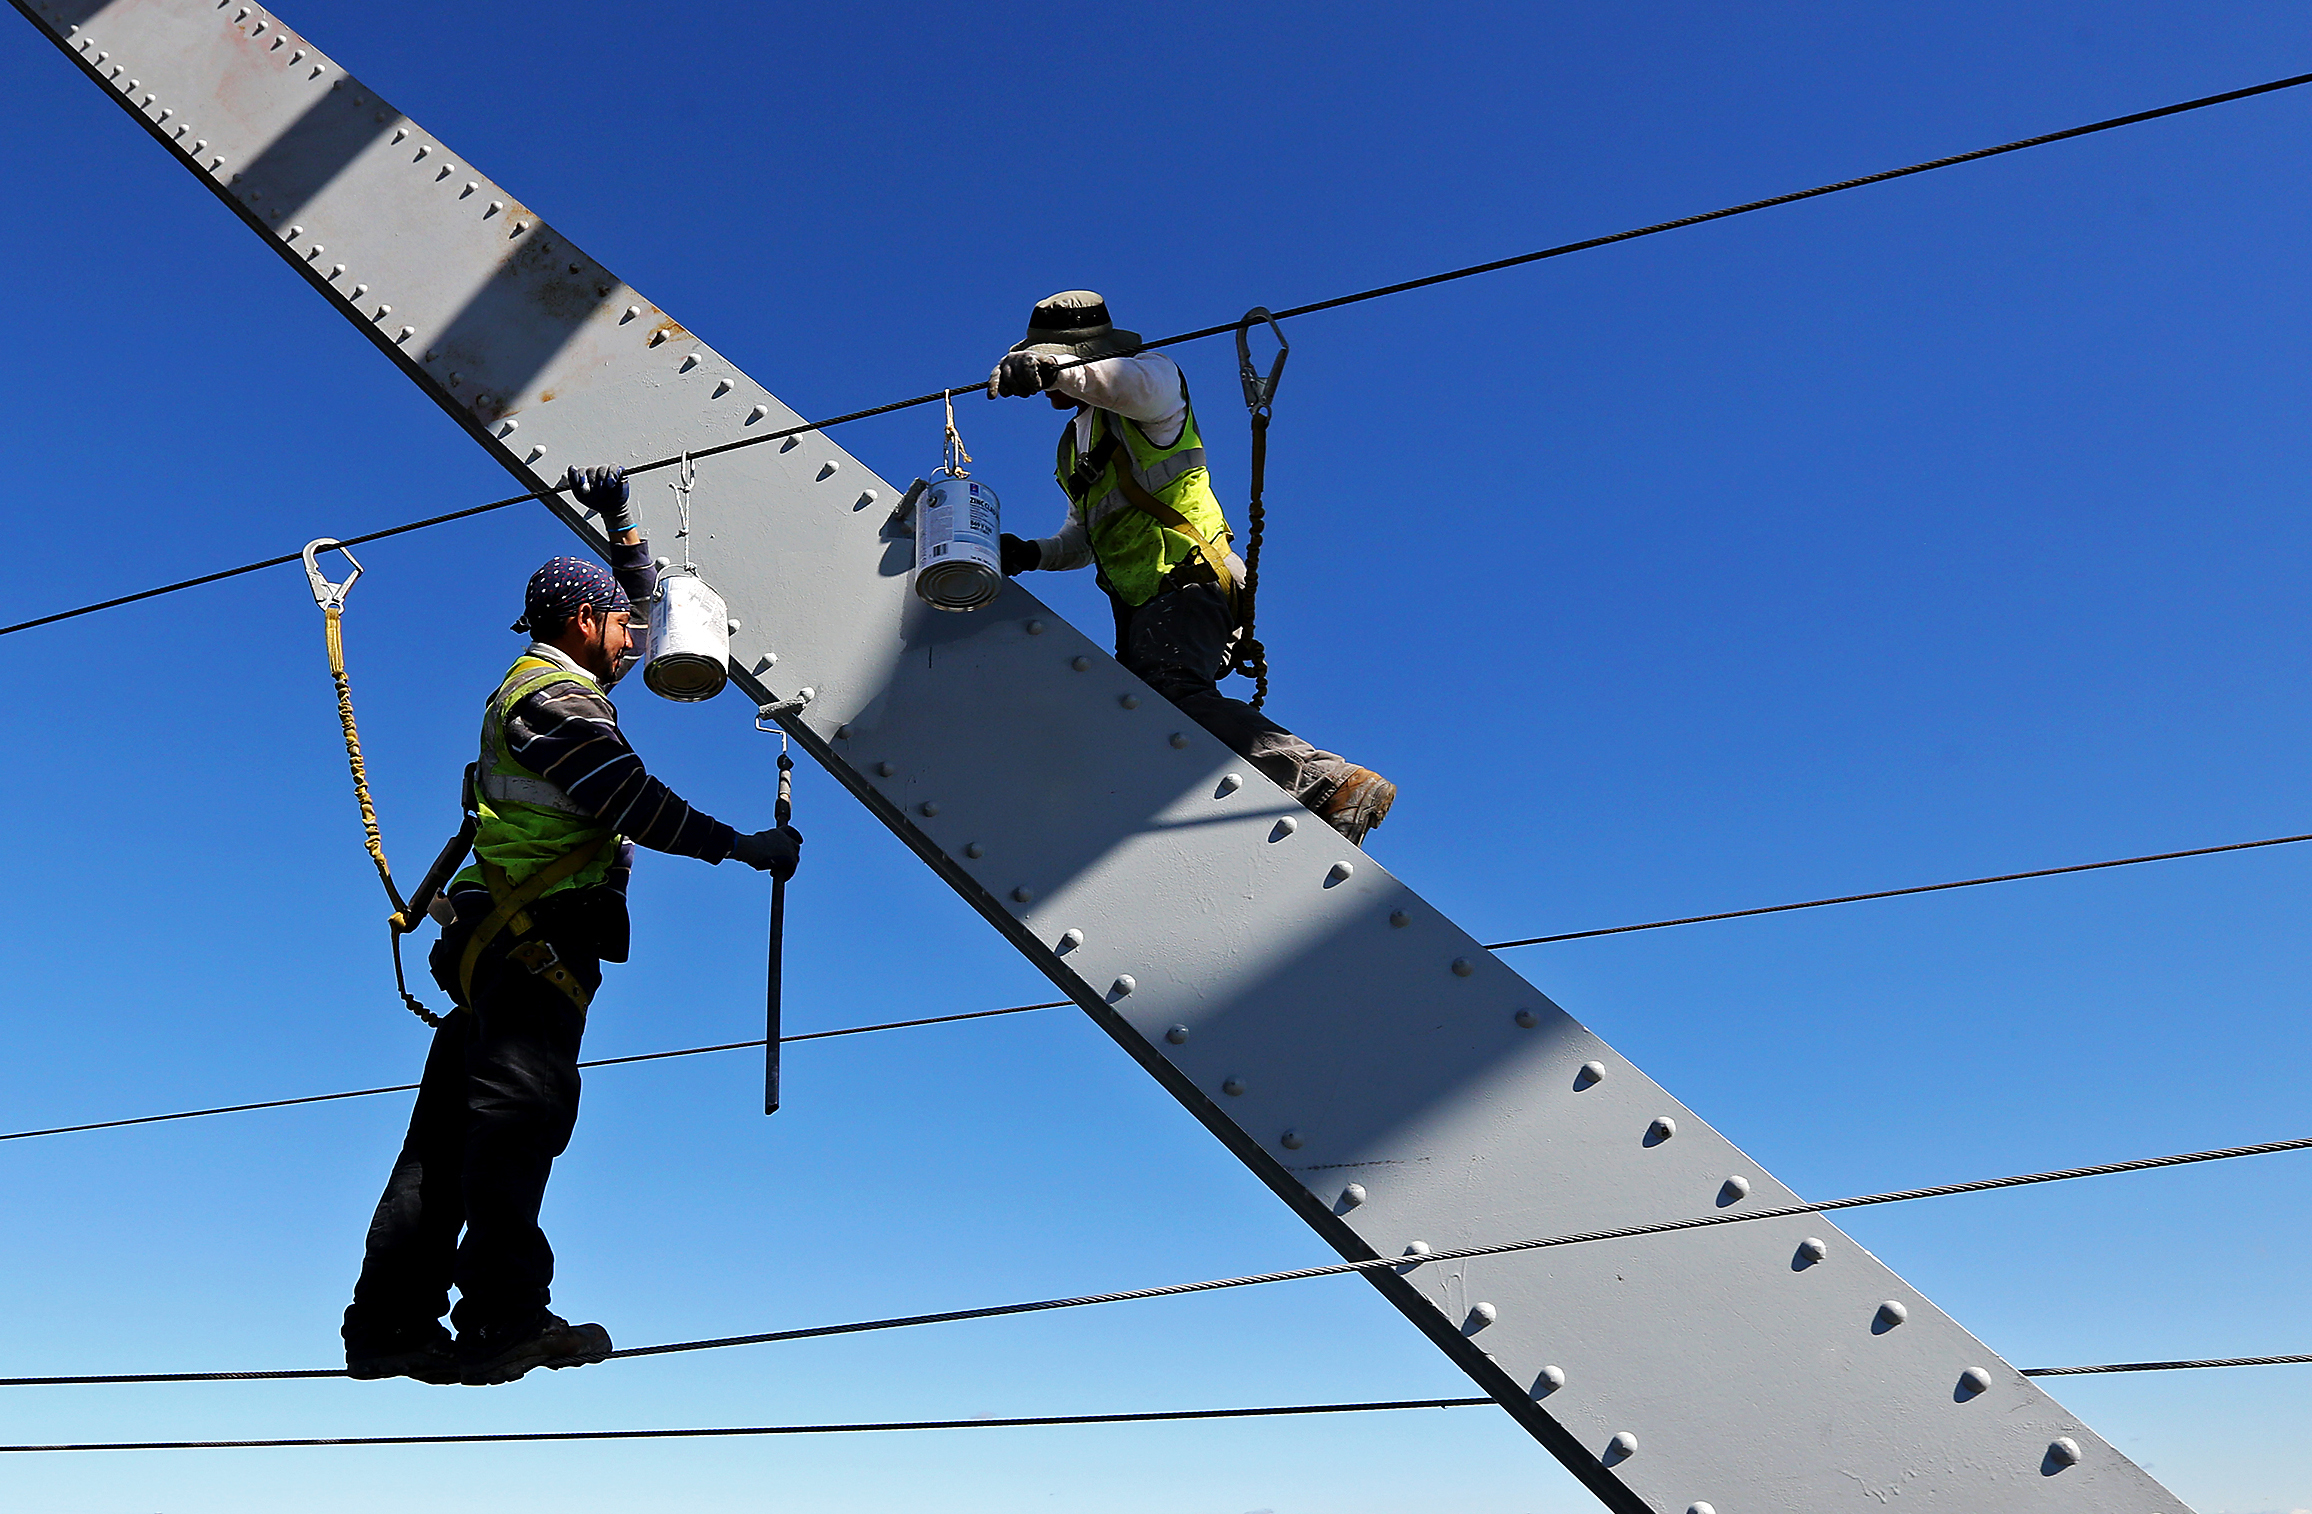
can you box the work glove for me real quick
[566,464,634,536]
[999,533,1043,577]
[728,824,803,881]
[987,351,1060,399]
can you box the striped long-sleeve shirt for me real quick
[498,640,739,865]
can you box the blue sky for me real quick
[1,1,2309,1510]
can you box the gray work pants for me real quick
[1115,582,1349,810]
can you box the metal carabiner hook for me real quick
[302,538,364,613]
[1236,307,1290,418]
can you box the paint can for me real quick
[644,573,731,701]
[914,475,1002,612]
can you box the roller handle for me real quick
[766,750,794,1116]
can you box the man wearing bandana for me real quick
[341,466,801,1387]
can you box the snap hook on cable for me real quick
[1236,307,1290,418]
[301,537,363,613]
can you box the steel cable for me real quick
[5,1366,2303,1452]
[0,1397,1495,1453]
[5,70,2308,643]
[6,1131,2304,1389]
[0,1002,1060,1145]
[5,827,2304,1148]
[2022,1354,2312,1377]
[11,1365,2312,1452]
[1484,830,2312,948]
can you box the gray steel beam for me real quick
[11,4,2190,1509]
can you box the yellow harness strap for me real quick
[455,837,607,1014]
[1093,427,1238,602]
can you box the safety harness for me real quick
[1062,312,1290,707]
[454,839,604,1016]
[1065,421,1241,603]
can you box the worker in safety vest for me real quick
[990,290,1395,842]
[342,466,801,1387]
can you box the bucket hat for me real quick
[1009,290,1141,359]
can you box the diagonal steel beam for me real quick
[9,4,2193,1509]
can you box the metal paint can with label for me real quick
[644,573,731,701]
[914,475,1003,612]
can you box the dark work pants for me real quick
[1115,581,1350,810]
[344,935,598,1343]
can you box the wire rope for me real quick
[6,826,2305,1148]
[5,70,2308,643]
[1484,830,2312,948]
[7,1131,2303,1389]
[10,1362,2312,1452]
[0,1002,1061,1145]
[0,1397,1494,1453]
[2022,1355,2312,1377]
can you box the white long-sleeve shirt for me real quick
[1033,352,1190,572]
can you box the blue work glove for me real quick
[728,825,803,881]
[566,464,633,536]
[999,533,1042,576]
[988,352,1060,399]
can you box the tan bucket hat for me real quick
[1010,289,1142,359]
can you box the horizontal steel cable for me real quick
[5,70,2307,643]
[2022,1354,2312,1377]
[13,1362,2312,1452]
[0,1002,1060,1145]
[1485,831,2312,948]
[7,1131,2304,1389]
[0,1397,1495,1454]
[7,829,2302,1148]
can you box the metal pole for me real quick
[765,746,792,1116]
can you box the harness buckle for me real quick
[1235,307,1289,418]
[508,936,594,1012]
[301,538,364,613]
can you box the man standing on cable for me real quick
[342,465,801,1387]
[989,291,1395,842]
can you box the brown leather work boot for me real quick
[1320,767,1396,846]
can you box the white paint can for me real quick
[644,573,731,701]
[914,475,1002,612]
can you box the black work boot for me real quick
[345,1319,459,1385]
[457,1311,614,1386]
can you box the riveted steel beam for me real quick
[9,4,2192,1509]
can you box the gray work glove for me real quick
[988,351,1060,399]
[566,464,633,535]
[999,533,1043,577]
[728,824,803,881]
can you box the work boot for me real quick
[1319,766,1396,846]
[345,1320,459,1386]
[456,1311,614,1386]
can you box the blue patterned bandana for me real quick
[515,555,630,635]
